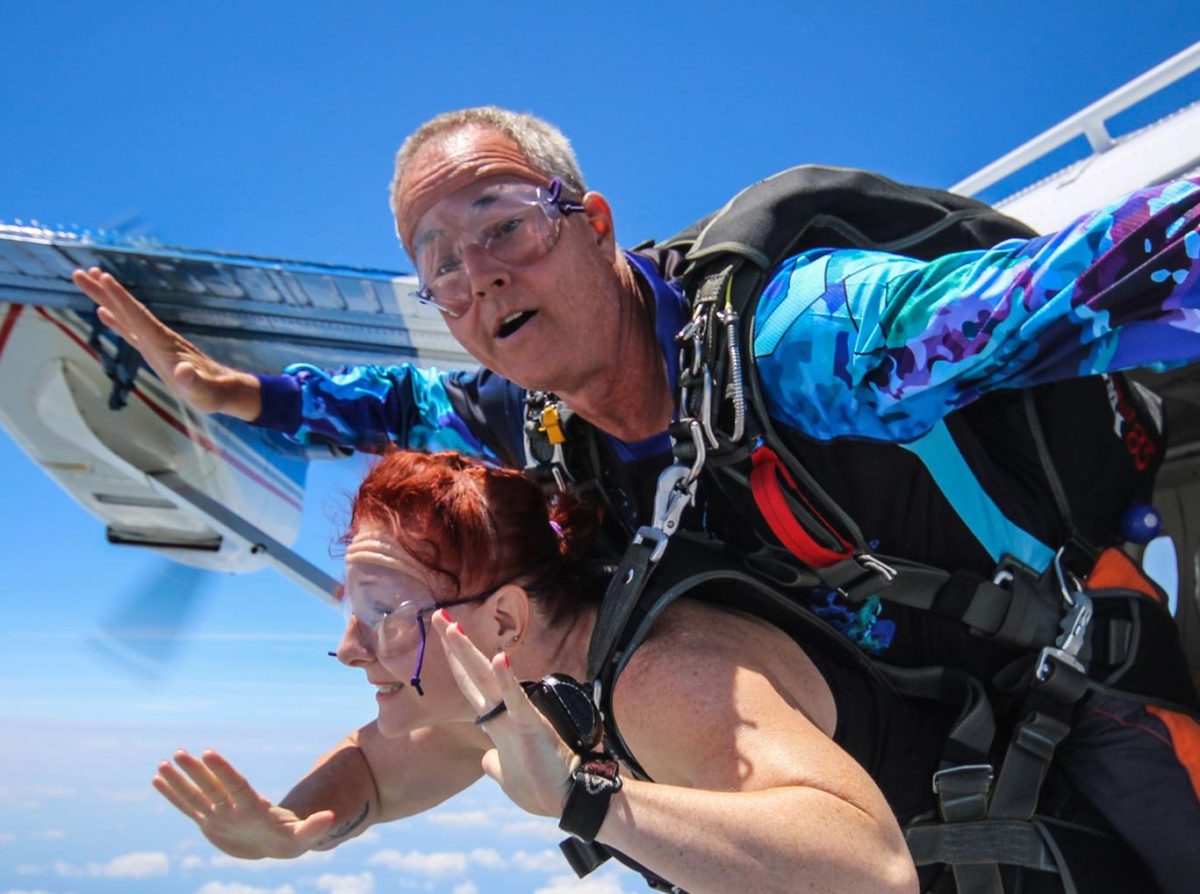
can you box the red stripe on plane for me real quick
[32,307,303,512]
[0,304,25,361]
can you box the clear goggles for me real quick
[339,569,494,697]
[409,178,585,318]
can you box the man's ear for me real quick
[489,583,532,647]
[581,191,615,246]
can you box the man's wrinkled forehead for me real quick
[410,178,538,253]
[396,126,547,250]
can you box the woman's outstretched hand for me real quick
[432,610,578,819]
[153,748,336,859]
[71,268,262,420]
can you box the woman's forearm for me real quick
[280,738,381,850]
[595,779,917,894]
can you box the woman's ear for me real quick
[489,584,532,652]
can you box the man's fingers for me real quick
[95,306,136,344]
[201,750,257,809]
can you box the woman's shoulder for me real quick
[609,600,837,782]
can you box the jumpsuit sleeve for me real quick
[754,178,1200,442]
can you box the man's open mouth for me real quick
[497,310,536,339]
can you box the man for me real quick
[74,106,1200,890]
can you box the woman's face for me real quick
[336,527,490,736]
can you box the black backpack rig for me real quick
[491,166,1191,892]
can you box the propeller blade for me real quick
[86,560,211,679]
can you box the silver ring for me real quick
[473,701,508,725]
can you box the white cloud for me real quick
[181,855,205,870]
[533,873,635,894]
[501,817,565,840]
[314,872,375,894]
[424,810,492,828]
[210,850,333,871]
[194,884,297,894]
[95,786,153,802]
[452,883,479,894]
[33,829,64,840]
[89,851,170,879]
[512,850,566,872]
[51,851,171,879]
[468,848,505,869]
[367,848,468,877]
[0,832,15,843]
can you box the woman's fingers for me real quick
[153,764,207,822]
[201,750,258,810]
[431,610,496,711]
[174,749,232,807]
[293,809,338,843]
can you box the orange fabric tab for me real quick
[1086,546,1165,604]
[1146,705,1200,802]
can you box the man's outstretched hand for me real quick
[153,748,337,860]
[72,268,263,420]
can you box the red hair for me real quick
[346,451,601,618]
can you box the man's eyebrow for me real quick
[469,194,500,211]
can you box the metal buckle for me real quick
[633,466,696,562]
[931,763,994,795]
[1035,592,1094,681]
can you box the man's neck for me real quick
[553,256,674,442]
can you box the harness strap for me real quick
[905,821,1059,873]
[988,710,1072,821]
[586,538,659,682]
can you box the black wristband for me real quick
[558,752,622,843]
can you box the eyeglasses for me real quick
[342,586,496,696]
[409,178,585,318]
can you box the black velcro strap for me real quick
[905,820,1058,872]
[558,837,611,878]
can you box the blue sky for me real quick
[1,4,1197,894]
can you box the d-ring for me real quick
[473,701,508,725]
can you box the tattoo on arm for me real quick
[317,802,370,846]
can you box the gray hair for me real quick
[389,107,587,220]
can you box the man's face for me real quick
[394,127,628,394]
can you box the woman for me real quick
[151,450,959,894]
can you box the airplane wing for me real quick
[0,224,474,602]
[0,222,472,373]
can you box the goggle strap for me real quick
[410,612,428,697]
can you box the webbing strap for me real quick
[988,711,1071,822]
[586,538,659,681]
[905,821,1058,872]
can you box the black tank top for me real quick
[791,625,954,823]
